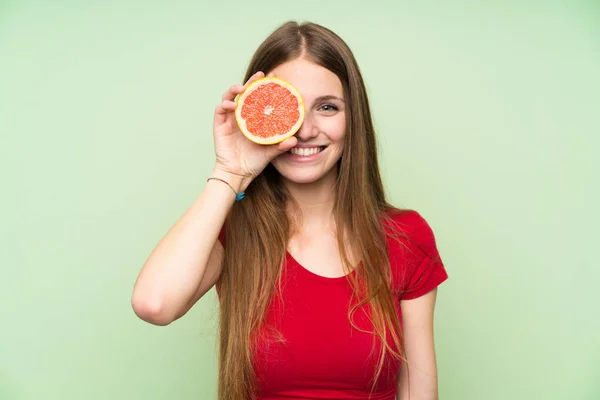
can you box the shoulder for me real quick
[382,208,448,298]
[383,208,440,259]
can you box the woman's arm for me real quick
[131,168,244,326]
[397,288,440,400]
[131,71,296,326]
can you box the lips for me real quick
[288,146,327,156]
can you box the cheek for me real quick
[317,114,346,142]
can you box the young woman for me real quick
[132,20,448,400]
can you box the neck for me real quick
[284,168,338,235]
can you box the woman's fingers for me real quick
[214,100,238,126]
[243,71,265,88]
[215,71,265,128]
[277,136,297,152]
[220,71,264,103]
[221,84,244,102]
[264,136,297,158]
[220,100,237,111]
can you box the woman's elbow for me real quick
[131,291,176,326]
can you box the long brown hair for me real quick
[217,21,405,400]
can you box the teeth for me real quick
[289,147,323,156]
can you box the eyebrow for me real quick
[313,95,345,103]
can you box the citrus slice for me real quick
[235,77,305,145]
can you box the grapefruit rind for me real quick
[235,77,305,145]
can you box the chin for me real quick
[277,170,326,184]
[272,161,339,185]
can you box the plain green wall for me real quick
[2,1,599,399]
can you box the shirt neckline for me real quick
[285,251,359,283]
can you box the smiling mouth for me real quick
[288,146,327,156]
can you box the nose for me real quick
[295,112,319,141]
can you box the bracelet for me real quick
[206,177,245,201]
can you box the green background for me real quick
[2,1,599,399]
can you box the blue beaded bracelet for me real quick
[207,177,245,201]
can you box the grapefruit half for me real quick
[235,77,305,145]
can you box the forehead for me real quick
[267,58,343,101]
